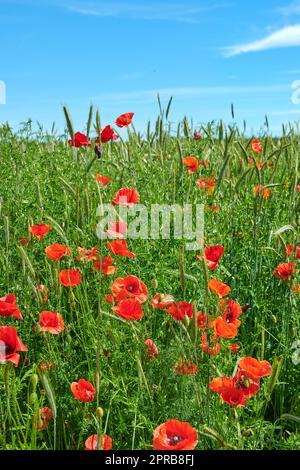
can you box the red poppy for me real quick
[284,244,300,259]
[196,178,216,195]
[145,339,158,359]
[238,357,272,379]
[183,156,198,174]
[198,245,224,270]
[153,419,198,450]
[71,379,95,402]
[0,294,22,320]
[45,243,70,260]
[68,132,91,148]
[111,187,140,207]
[59,269,82,287]
[39,311,65,335]
[199,333,221,355]
[95,174,111,186]
[209,377,247,406]
[165,302,193,321]
[33,407,53,430]
[76,246,98,262]
[233,369,260,399]
[104,221,128,239]
[220,298,242,322]
[208,279,231,298]
[29,224,51,241]
[85,434,113,450]
[115,112,134,128]
[274,262,296,281]
[151,293,175,309]
[0,326,28,367]
[93,256,117,275]
[174,357,198,375]
[251,138,263,155]
[96,125,119,143]
[107,239,136,258]
[253,185,271,199]
[297,185,300,192]
[199,159,209,168]
[230,343,240,353]
[106,294,114,303]
[112,275,148,303]
[196,312,213,331]
[111,298,143,320]
[214,316,240,339]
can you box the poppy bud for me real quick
[29,392,38,405]
[31,373,39,389]
[96,407,104,418]
[152,279,158,289]
[184,315,190,328]
[94,144,102,159]
[272,315,277,324]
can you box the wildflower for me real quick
[71,379,95,402]
[197,245,224,270]
[112,275,148,303]
[209,377,247,406]
[104,221,128,239]
[274,262,296,281]
[107,239,136,258]
[96,125,118,143]
[196,178,216,195]
[196,312,213,331]
[230,343,240,353]
[111,187,140,207]
[153,419,198,450]
[115,112,134,128]
[39,311,65,334]
[95,174,111,186]
[174,357,198,375]
[33,407,53,430]
[76,246,99,262]
[0,294,22,320]
[199,333,221,355]
[145,339,158,359]
[165,302,193,321]
[194,131,202,140]
[253,185,271,199]
[238,357,272,379]
[45,243,70,260]
[93,256,117,275]
[68,132,91,147]
[59,269,82,287]
[0,326,28,366]
[151,293,175,309]
[29,224,51,241]
[111,298,143,320]
[183,156,198,174]
[85,434,113,450]
[251,138,263,155]
[208,279,231,298]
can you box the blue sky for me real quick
[1,0,300,135]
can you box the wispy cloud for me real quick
[66,2,230,24]
[223,24,300,57]
[278,1,300,16]
[92,84,290,105]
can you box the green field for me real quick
[0,104,299,450]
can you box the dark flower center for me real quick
[168,434,183,446]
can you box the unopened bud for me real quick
[96,407,104,418]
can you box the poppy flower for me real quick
[151,293,175,309]
[196,312,213,331]
[284,244,300,259]
[33,407,53,430]
[107,239,136,258]
[106,294,114,303]
[253,185,271,199]
[93,256,117,275]
[111,187,140,207]
[214,316,240,339]
[29,224,51,241]
[165,302,193,321]
[220,298,242,322]
[76,246,98,262]
[208,279,231,298]
[68,132,91,148]
[71,379,95,402]
[210,205,219,213]
[209,377,247,406]
[111,298,143,320]
[0,326,28,367]
[238,357,272,379]
[104,221,128,239]
[59,269,82,287]
[183,156,198,174]
[274,262,296,281]
[174,357,198,375]
[95,125,119,144]
[296,185,300,192]
[112,275,148,303]
[196,178,216,195]
[198,245,224,270]
[39,311,65,335]
[251,138,263,155]
[230,343,240,353]
[145,339,158,359]
[85,434,113,450]
[95,174,111,186]
[199,159,209,168]
[194,131,202,140]
[199,333,221,355]
[233,369,260,399]
[115,112,134,128]
[0,294,22,320]
[45,243,70,260]
[153,419,198,450]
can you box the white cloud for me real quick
[223,24,300,57]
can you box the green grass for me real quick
[0,107,299,450]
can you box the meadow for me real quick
[0,101,299,451]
